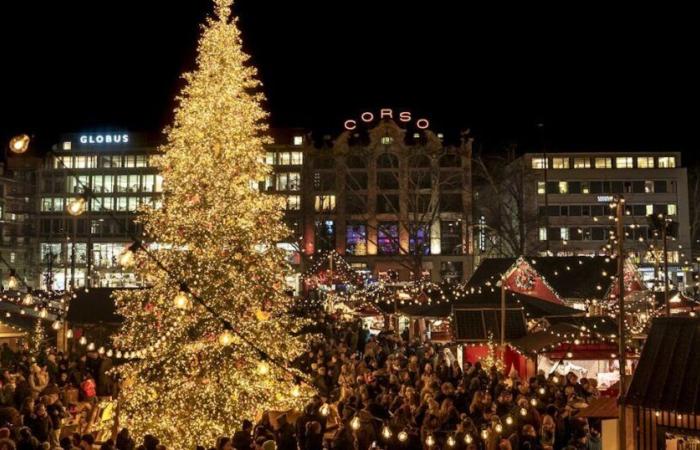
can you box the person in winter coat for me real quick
[274,415,296,450]
[26,403,53,444]
[28,364,49,399]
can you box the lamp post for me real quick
[648,213,679,316]
[615,196,627,450]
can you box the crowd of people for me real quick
[0,313,606,450]
[0,342,116,449]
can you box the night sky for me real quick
[1,2,696,159]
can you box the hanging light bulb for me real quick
[464,434,473,444]
[87,342,95,351]
[319,403,330,417]
[291,385,301,398]
[218,330,234,346]
[98,346,105,355]
[118,247,136,268]
[9,134,30,154]
[79,336,87,345]
[425,435,435,447]
[39,309,48,318]
[173,291,191,309]
[495,423,503,434]
[350,416,361,430]
[381,425,392,440]
[538,387,546,395]
[505,415,513,425]
[520,407,528,417]
[447,435,456,447]
[66,329,73,339]
[397,431,408,443]
[530,398,538,407]
[552,375,560,384]
[67,197,87,216]
[22,293,34,305]
[116,350,123,359]
[107,349,113,358]
[257,361,270,375]
[52,321,61,330]
[7,274,18,290]
[480,429,489,440]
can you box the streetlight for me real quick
[67,197,87,216]
[8,134,30,154]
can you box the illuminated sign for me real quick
[343,108,430,131]
[79,133,129,144]
[597,195,614,203]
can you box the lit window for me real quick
[615,157,634,168]
[595,158,612,169]
[537,182,546,195]
[293,135,303,146]
[573,157,590,169]
[552,157,569,169]
[581,182,590,194]
[668,204,677,215]
[646,204,654,216]
[558,181,568,194]
[437,133,444,140]
[644,180,654,193]
[539,227,547,241]
[532,157,548,169]
[658,156,676,168]
[315,195,336,212]
[381,136,394,145]
[278,153,291,165]
[286,195,301,210]
[290,152,303,165]
[276,172,301,191]
[265,152,275,165]
[637,157,654,168]
[10,252,16,263]
[62,141,72,151]
[560,228,570,240]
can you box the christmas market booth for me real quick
[510,315,637,395]
[65,287,126,352]
[624,317,700,450]
[452,289,580,379]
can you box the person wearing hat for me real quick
[232,420,254,450]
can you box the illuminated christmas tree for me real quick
[28,318,46,360]
[113,1,310,447]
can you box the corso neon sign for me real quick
[79,133,129,144]
[343,108,430,131]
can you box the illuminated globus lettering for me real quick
[79,133,130,144]
[343,108,430,130]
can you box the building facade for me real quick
[520,152,691,287]
[265,116,475,285]
[34,132,162,289]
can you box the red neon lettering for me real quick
[416,118,430,129]
[399,111,412,122]
[344,120,357,130]
[380,108,393,119]
[360,112,374,122]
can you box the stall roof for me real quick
[577,397,619,419]
[453,308,527,342]
[624,317,700,415]
[454,291,582,319]
[464,256,619,300]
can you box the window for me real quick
[637,157,654,168]
[116,197,128,211]
[539,227,547,241]
[41,243,63,264]
[286,195,301,210]
[616,157,634,169]
[265,152,275,165]
[668,204,677,216]
[276,172,301,191]
[293,135,304,146]
[116,176,129,192]
[142,175,156,192]
[595,158,612,169]
[441,221,462,255]
[532,157,548,169]
[654,180,667,193]
[537,182,546,195]
[128,197,139,212]
[63,141,71,150]
[377,222,399,255]
[346,222,367,255]
[314,220,335,252]
[552,157,569,169]
[409,223,431,255]
[111,155,123,168]
[568,181,581,194]
[573,157,590,168]
[290,152,303,165]
[658,156,676,168]
[581,182,590,194]
[155,175,164,192]
[558,181,568,194]
[646,204,654,216]
[560,228,570,240]
[377,172,399,189]
[377,194,399,213]
[314,195,336,212]
[128,175,140,192]
[381,136,394,145]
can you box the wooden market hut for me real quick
[623,317,700,449]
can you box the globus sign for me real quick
[343,108,430,131]
[79,133,130,144]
